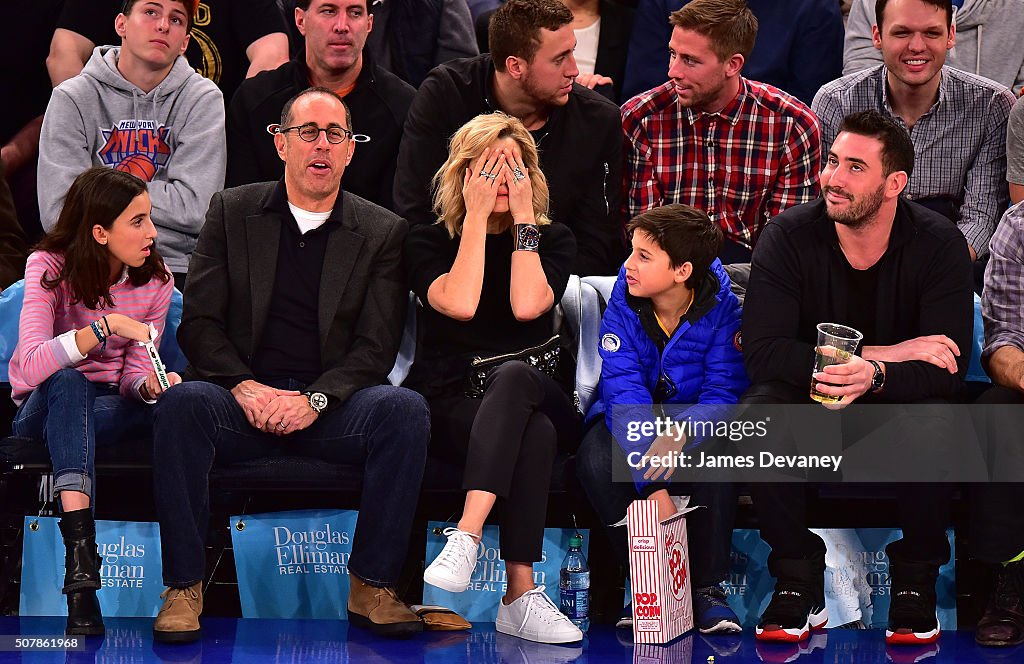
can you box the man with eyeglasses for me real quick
[37,0,225,289]
[224,0,414,212]
[149,86,430,643]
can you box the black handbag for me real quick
[464,334,562,398]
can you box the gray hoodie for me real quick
[38,46,226,273]
[843,0,1024,95]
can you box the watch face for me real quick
[517,224,540,250]
[871,363,884,390]
[308,392,328,411]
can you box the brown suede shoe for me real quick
[153,582,203,643]
[347,574,423,637]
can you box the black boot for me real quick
[58,508,104,636]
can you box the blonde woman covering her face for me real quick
[403,113,584,644]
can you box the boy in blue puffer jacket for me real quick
[576,204,749,634]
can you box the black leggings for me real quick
[428,361,580,562]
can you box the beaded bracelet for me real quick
[90,320,107,351]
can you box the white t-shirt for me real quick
[574,18,601,77]
[288,202,332,235]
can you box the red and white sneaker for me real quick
[755,588,829,642]
[885,588,940,645]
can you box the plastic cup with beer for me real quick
[810,323,863,404]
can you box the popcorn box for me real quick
[627,499,694,644]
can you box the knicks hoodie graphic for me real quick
[38,46,225,273]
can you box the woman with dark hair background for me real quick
[9,167,180,636]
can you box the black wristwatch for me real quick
[514,223,540,252]
[867,360,885,393]
[303,391,329,415]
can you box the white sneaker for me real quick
[495,585,584,644]
[423,528,479,593]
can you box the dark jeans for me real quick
[742,380,1024,574]
[12,368,152,501]
[575,419,736,589]
[427,361,580,563]
[152,379,430,588]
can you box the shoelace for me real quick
[762,589,811,625]
[436,528,478,570]
[160,586,199,605]
[890,589,933,623]
[517,585,574,632]
[695,585,729,609]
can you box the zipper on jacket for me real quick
[603,162,610,215]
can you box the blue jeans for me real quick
[11,368,152,501]
[152,380,430,588]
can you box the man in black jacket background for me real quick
[394,0,624,276]
[226,0,414,211]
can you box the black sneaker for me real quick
[886,565,940,646]
[756,587,828,642]
[975,560,1024,647]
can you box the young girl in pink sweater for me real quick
[10,167,181,636]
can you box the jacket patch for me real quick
[601,333,621,352]
[734,331,743,352]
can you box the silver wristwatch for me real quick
[304,391,328,414]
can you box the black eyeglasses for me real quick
[272,123,353,144]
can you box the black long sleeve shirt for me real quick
[742,197,974,402]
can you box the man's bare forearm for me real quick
[985,345,1024,392]
[0,116,43,176]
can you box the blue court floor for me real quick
[1,617,1021,663]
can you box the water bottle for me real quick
[559,533,590,631]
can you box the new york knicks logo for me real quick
[97,120,173,182]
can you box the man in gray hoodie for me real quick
[844,0,1024,95]
[38,0,226,286]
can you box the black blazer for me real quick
[178,181,409,405]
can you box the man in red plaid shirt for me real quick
[621,0,822,263]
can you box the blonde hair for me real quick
[432,112,551,237]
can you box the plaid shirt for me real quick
[813,65,1015,258]
[982,202,1024,358]
[621,78,821,249]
